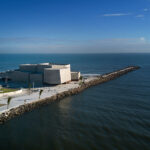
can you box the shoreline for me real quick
[0,66,140,124]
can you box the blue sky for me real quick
[0,0,150,53]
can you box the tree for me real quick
[28,82,32,95]
[24,99,27,104]
[7,97,12,109]
[39,89,43,99]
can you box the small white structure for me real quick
[71,72,81,81]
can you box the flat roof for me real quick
[20,62,70,66]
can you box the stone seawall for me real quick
[0,66,140,124]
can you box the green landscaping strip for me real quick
[0,104,6,107]
[0,88,17,93]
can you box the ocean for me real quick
[0,53,150,150]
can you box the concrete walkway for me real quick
[0,76,97,113]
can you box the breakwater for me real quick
[0,66,140,124]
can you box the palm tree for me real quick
[39,89,43,99]
[7,97,12,109]
[28,82,32,95]
[24,99,27,104]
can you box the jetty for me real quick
[0,66,140,124]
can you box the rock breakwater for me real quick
[0,66,140,124]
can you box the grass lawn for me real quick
[0,104,6,107]
[0,88,18,93]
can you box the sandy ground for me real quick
[0,76,99,114]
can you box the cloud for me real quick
[144,8,149,11]
[82,37,150,53]
[102,10,148,18]
[0,37,81,45]
[93,37,148,46]
[140,37,145,42]
[136,14,144,18]
[102,13,131,17]
[0,37,150,53]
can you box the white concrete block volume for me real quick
[0,63,80,85]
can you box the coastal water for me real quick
[0,54,150,150]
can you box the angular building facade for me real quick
[0,63,80,85]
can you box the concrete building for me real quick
[20,64,37,73]
[71,72,81,81]
[0,62,80,85]
[37,63,51,73]
[44,67,71,85]
[30,73,43,84]
[11,71,29,82]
